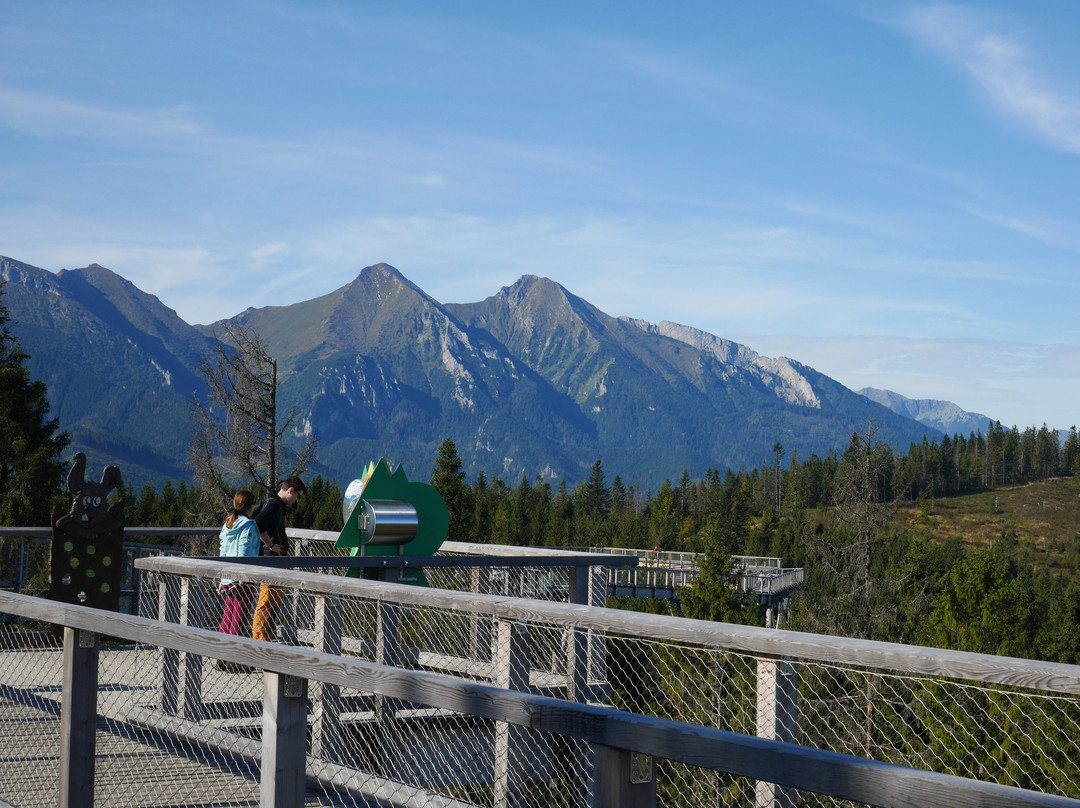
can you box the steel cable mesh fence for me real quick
[0,619,267,808]
[0,622,64,808]
[10,548,1078,808]
[132,570,600,807]
[795,660,1080,798]
[139,565,1080,807]
[602,632,1080,806]
[290,592,597,807]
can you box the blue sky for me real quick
[2,1,1079,430]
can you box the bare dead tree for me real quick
[799,418,912,639]
[189,321,317,522]
[799,418,914,760]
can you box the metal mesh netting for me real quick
[134,569,600,807]
[0,626,64,808]
[603,634,1080,806]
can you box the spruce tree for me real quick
[430,437,472,542]
[583,458,611,516]
[0,281,70,525]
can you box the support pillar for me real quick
[310,594,342,760]
[593,745,656,808]
[494,619,530,808]
[262,672,309,808]
[756,656,799,808]
[60,628,98,808]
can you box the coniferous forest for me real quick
[108,421,1080,667]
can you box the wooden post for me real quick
[262,672,308,808]
[375,595,401,722]
[566,565,593,807]
[159,574,204,718]
[374,568,403,771]
[566,566,590,700]
[158,574,180,715]
[756,657,799,808]
[470,567,493,663]
[587,566,606,687]
[593,745,656,808]
[130,547,143,617]
[59,627,98,808]
[310,594,342,760]
[282,538,308,646]
[494,619,530,808]
[179,576,204,719]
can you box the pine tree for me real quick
[0,282,70,525]
[583,458,611,516]
[800,419,900,640]
[430,437,472,542]
[681,488,759,624]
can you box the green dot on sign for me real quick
[86,569,95,578]
[100,583,110,593]
[101,556,112,566]
[63,541,74,552]
[69,557,80,568]
[86,545,96,555]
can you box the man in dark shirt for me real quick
[251,476,305,642]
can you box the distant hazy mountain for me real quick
[857,387,993,437]
[2,255,936,488]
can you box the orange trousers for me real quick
[251,583,284,641]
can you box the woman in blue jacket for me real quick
[217,490,260,637]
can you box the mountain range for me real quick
[2,255,950,490]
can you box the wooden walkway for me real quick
[0,645,373,808]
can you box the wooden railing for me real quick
[148,553,1080,805]
[4,528,1080,807]
[2,580,1076,808]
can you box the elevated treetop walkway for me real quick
[521,545,805,603]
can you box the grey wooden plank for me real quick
[189,554,637,569]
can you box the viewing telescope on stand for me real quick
[335,458,449,586]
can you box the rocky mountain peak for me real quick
[622,318,822,409]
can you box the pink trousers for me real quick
[218,583,256,636]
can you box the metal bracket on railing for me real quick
[78,629,97,648]
[630,752,653,784]
[283,675,306,699]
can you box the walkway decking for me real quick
[0,644,364,808]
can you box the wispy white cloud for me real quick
[592,37,763,111]
[0,86,206,141]
[961,206,1054,245]
[901,6,1080,153]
